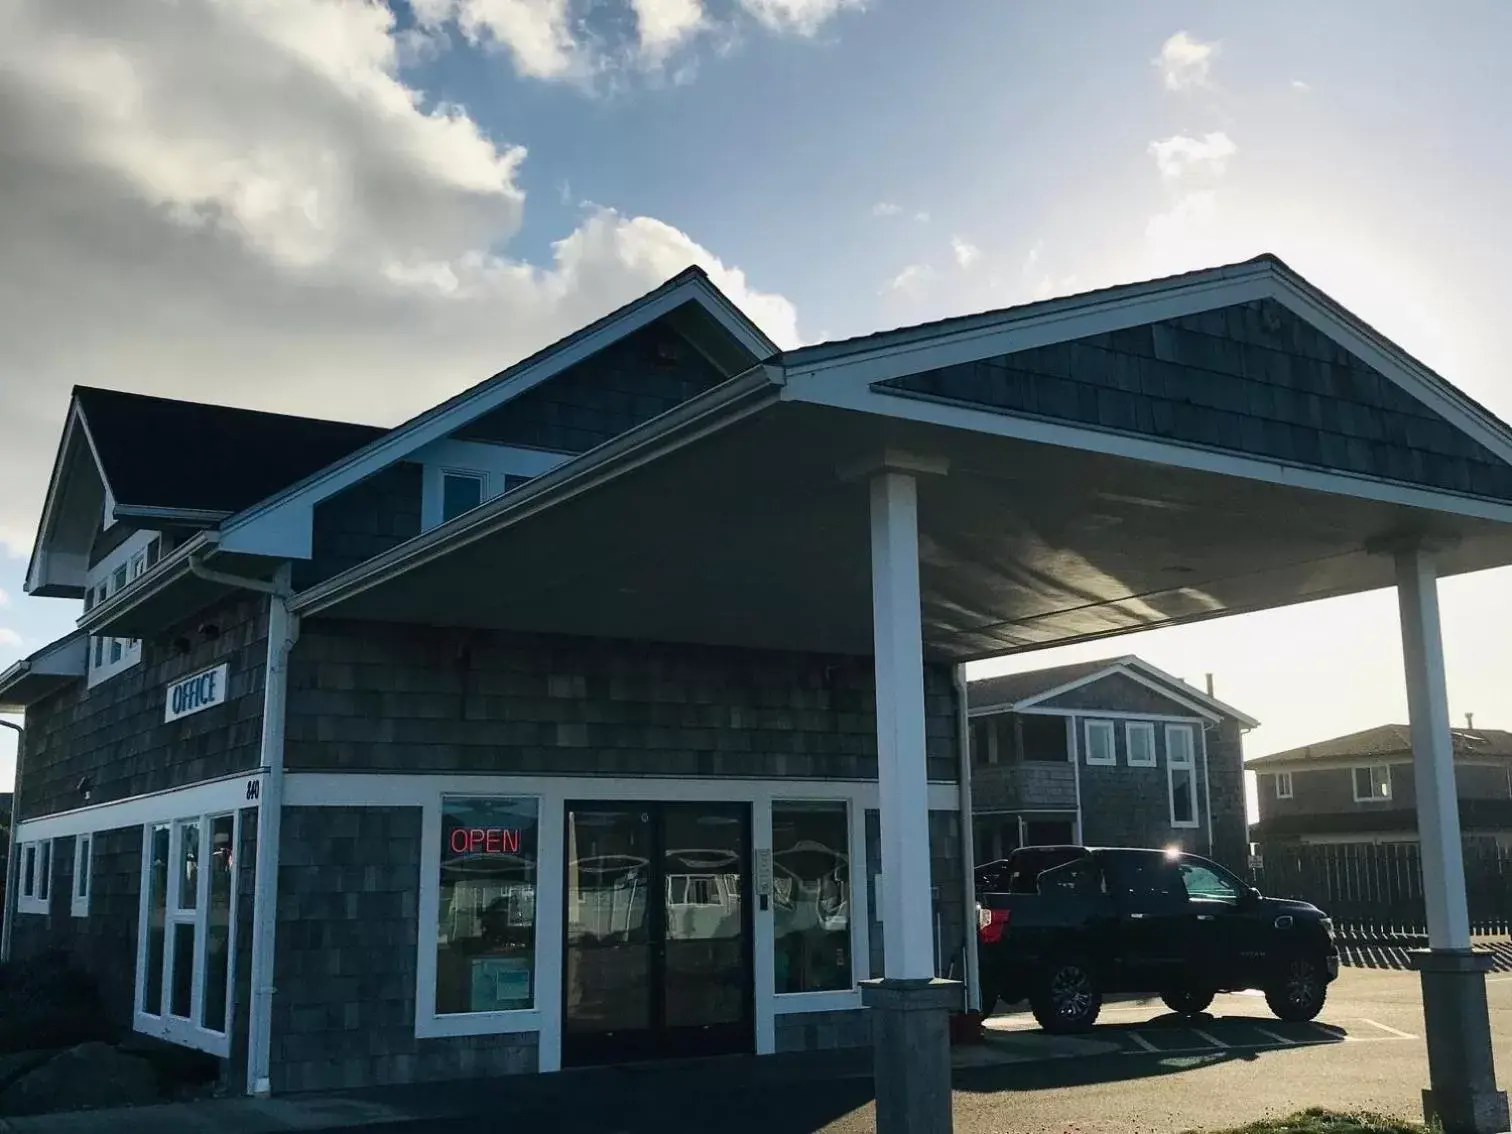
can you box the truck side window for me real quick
[1102,854,1182,897]
[1037,858,1102,896]
[1178,862,1241,906]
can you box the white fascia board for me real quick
[25,405,107,594]
[1120,658,1261,728]
[217,280,744,550]
[780,264,1275,390]
[216,506,313,559]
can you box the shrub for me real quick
[0,949,111,1054]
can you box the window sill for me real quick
[1125,760,1157,769]
[133,1013,231,1059]
[16,899,49,915]
[415,1007,541,1039]
[1170,821,1201,830]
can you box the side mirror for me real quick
[1246,886,1262,904]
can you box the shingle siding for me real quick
[880,298,1512,501]
[285,624,960,783]
[300,462,423,588]
[272,805,536,1092]
[455,322,729,454]
[971,762,1076,812]
[18,595,268,821]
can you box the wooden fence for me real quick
[1250,841,1512,939]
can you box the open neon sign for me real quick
[448,828,523,855]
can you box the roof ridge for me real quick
[73,385,386,431]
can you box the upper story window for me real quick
[1274,771,1294,799]
[1166,724,1199,828]
[1353,765,1392,803]
[1084,720,1116,766]
[85,531,161,688]
[1125,721,1156,767]
[441,471,486,522]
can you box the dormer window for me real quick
[85,530,160,688]
[441,471,486,523]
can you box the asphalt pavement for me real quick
[8,966,1512,1134]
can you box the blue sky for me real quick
[4,0,1512,795]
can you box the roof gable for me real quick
[969,654,1258,726]
[217,267,776,557]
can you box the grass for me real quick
[1184,1109,1429,1134]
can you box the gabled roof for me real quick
[0,631,89,713]
[215,266,777,553]
[969,654,1260,727]
[73,387,386,516]
[1248,724,1512,768]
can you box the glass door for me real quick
[562,801,753,1066]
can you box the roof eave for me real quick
[0,632,89,713]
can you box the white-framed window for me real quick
[421,795,541,1035]
[135,812,239,1057]
[1166,724,1200,828]
[72,834,92,917]
[1353,765,1392,803]
[772,800,853,996]
[1083,720,1116,766]
[1125,721,1156,767]
[85,530,159,688]
[1274,771,1294,800]
[440,470,487,523]
[17,839,53,914]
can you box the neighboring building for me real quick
[1249,723,1512,847]
[967,657,1258,872]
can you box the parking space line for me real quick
[1252,1026,1296,1045]
[1125,1031,1161,1053]
[1357,1018,1417,1040]
[1192,1029,1229,1048]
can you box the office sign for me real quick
[165,663,230,722]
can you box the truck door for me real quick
[1175,857,1249,989]
[1100,852,1189,990]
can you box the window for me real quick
[435,797,539,1016]
[772,801,853,995]
[1274,772,1294,800]
[1166,724,1199,828]
[72,834,92,917]
[441,472,486,523]
[1178,859,1242,906]
[1084,720,1116,766]
[1353,766,1392,803]
[501,474,534,493]
[136,813,238,1056]
[969,718,993,765]
[18,840,52,914]
[1125,721,1156,767]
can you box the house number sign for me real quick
[164,663,230,722]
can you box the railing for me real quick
[1250,840,1512,939]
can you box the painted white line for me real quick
[1357,1017,1417,1040]
[1192,1029,1229,1048]
[1253,1026,1296,1045]
[1125,1031,1161,1053]
[1485,976,1512,984]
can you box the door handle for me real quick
[1128,913,1148,919]
[1195,915,1215,922]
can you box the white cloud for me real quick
[871,201,903,217]
[0,629,19,649]
[739,0,864,36]
[1155,31,1218,92]
[886,264,933,294]
[1145,190,1222,275]
[0,588,8,608]
[0,0,800,557]
[951,236,981,269]
[914,210,930,223]
[1148,132,1238,182]
[1292,79,1312,93]
[631,0,706,63]
[417,0,585,82]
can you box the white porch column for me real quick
[869,469,935,978]
[1394,545,1470,951]
[1394,542,1508,1134]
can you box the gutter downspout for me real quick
[953,665,980,1013]
[188,555,296,1098]
[0,719,24,963]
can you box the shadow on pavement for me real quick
[1339,936,1512,972]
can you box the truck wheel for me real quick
[1265,957,1328,1022]
[1030,960,1102,1034]
[1161,989,1215,1017]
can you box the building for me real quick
[967,657,1257,871]
[1249,723,1512,847]
[4,255,1512,1130]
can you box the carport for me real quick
[294,256,1512,1134]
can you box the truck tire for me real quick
[1265,957,1328,1022]
[1161,989,1215,1017]
[1030,959,1102,1034]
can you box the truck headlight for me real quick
[1320,918,1334,939]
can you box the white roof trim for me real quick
[217,273,774,547]
[973,656,1258,728]
[24,403,109,593]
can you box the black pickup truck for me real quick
[975,845,1339,1033]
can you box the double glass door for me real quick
[562,801,752,1066]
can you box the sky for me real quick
[4,0,1512,804]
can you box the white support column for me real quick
[869,470,936,980]
[1394,545,1471,951]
